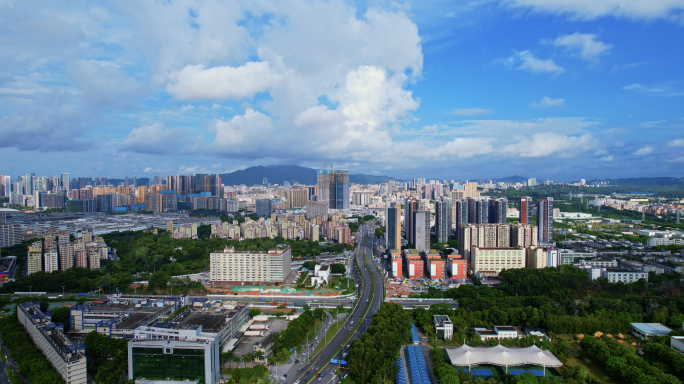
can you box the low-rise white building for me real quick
[577,259,618,268]
[474,326,518,340]
[310,264,331,286]
[671,336,684,355]
[631,323,673,338]
[647,238,684,247]
[601,268,648,283]
[434,315,453,340]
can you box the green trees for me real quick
[0,314,64,384]
[271,311,315,358]
[50,307,71,331]
[303,261,319,270]
[643,342,684,381]
[498,266,591,301]
[148,271,171,290]
[347,303,410,383]
[545,314,631,335]
[330,264,346,274]
[83,331,130,384]
[249,308,262,317]
[430,347,459,384]
[224,365,268,384]
[580,336,680,384]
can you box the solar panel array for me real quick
[406,346,431,384]
[396,357,407,384]
[411,324,419,344]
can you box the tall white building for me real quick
[210,245,292,284]
[44,249,59,273]
[61,173,70,192]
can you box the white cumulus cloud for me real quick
[668,139,684,147]
[449,108,494,116]
[502,132,596,157]
[120,123,196,155]
[167,61,281,101]
[502,0,684,21]
[633,145,653,155]
[532,97,566,108]
[546,33,612,61]
[623,83,664,92]
[498,50,565,75]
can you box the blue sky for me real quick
[0,0,683,181]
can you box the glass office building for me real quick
[128,326,220,384]
[131,347,206,383]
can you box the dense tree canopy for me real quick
[414,266,684,337]
[581,336,680,384]
[348,303,411,383]
[0,314,65,384]
[84,331,130,384]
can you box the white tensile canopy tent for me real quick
[445,345,562,374]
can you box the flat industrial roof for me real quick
[631,323,673,335]
[175,307,239,333]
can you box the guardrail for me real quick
[207,293,357,300]
[383,298,456,301]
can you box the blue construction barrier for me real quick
[410,324,420,344]
[406,346,432,384]
[396,357,407,384]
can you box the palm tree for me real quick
[253,350,264,364]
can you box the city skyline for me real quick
[1,1,683,180]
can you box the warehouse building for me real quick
[69,295,187,338]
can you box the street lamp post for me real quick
[29,285,32,296]
[62,285,66,297]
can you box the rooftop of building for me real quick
[495,326,517,332]
[20,303,85,362]
[213,246,291,255]
[605,268,643,273]
[171,306,244,334]
[474,247,523,251]
[434,315,452,326]
[631,323,673,335]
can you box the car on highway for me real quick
[295,381,300,384]
[295,359,300,364]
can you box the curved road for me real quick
[283,223,384,384]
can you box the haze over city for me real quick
[1,0,683,180]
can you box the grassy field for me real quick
[562,355,617,383]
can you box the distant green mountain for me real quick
[220,165,398,186]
